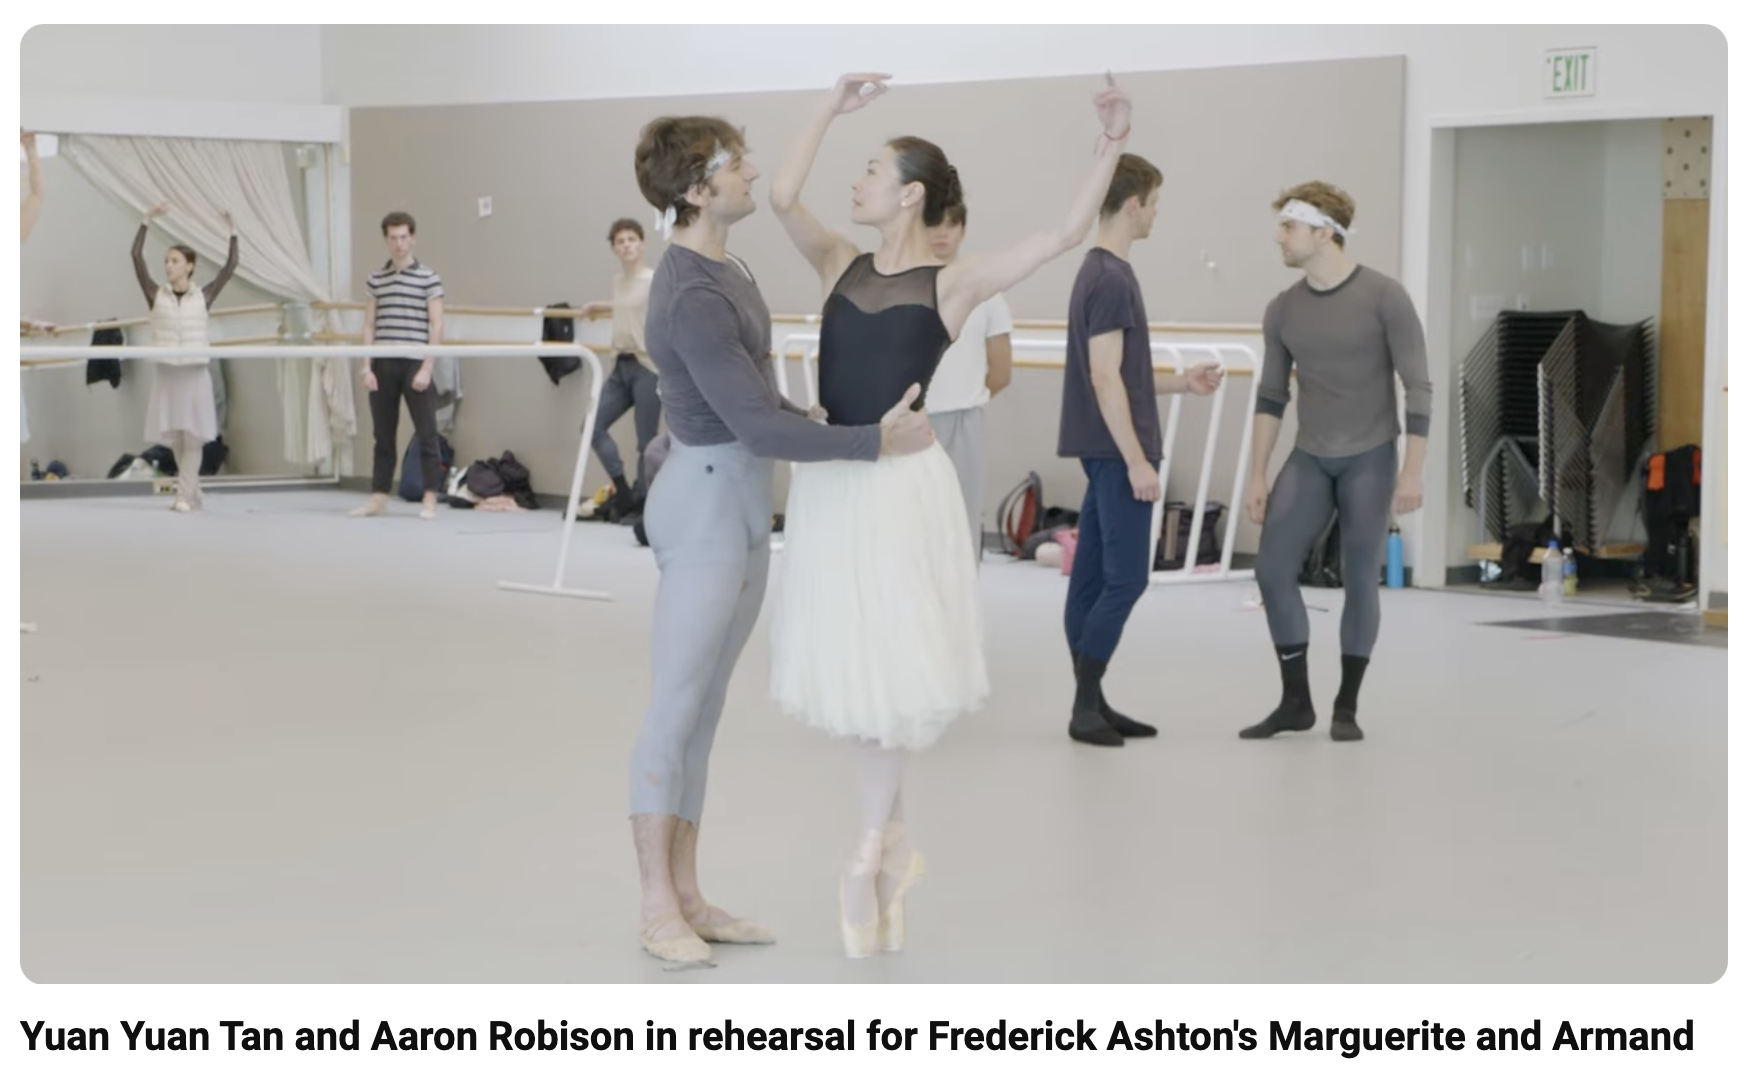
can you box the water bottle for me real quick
[1562,548,1578,597]
[1540,540,1564,607]
[1385,523,1404,588]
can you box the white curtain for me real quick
[59,135,356,474]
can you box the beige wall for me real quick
[344,57,1402,532]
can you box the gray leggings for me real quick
[628,439,774,824]
[591,354,661,493]
[1254,440,1398,657]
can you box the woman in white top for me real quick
[130,203,239,512]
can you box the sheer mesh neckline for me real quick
[830,254,944,319]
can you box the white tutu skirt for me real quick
[144,362,218,445]
[770,442,988,750]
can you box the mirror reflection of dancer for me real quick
[766,71,1137,958]
[22,131,54,451]
[131,203,239,513]
[625,115,935,966]
[1240,182,1430,743]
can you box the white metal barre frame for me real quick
[956,338,1261,585]
[21,343,611,601]
[1144,342,1261,585]
[769,335,824,553]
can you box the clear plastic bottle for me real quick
[1540,540,1564,607]
[1562,548,1578,597]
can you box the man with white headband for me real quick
[624,116,934,966]
[1241,180,1431,743]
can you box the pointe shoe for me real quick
[840,834,883,959]
[638,912,712,964]
[687,908,776,945]
[349,497,387,518]
[877,824,925,953]
[419,502,438,521]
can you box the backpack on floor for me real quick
[1298,510,1344,588]
[996,472,1044,558]
[200,435,229,477]
[398,434,455,502]
[1156,500,1226,571]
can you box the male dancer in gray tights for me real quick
[624,115,933,965]
[1240,181,1430,743]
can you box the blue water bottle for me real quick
[1386,523,1404,588]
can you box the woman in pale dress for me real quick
[130,203,239,512]
[767,71,1135,957]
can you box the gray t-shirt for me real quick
[1255,264,1433,458]
[645,244,879,463]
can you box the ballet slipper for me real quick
[840,831,884,959]
[419,503,437,521]
[686,906,776,945]
[349,496,387,518]
[638,911,713,964]
[877,823,925,953]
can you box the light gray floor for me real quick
[19,490,1727,983]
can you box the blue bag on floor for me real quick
[397,434,454,502]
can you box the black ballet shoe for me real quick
[1330,709,1364,742]
[1069,655,1124,747]
[1238,702,1317,740]
[1101,703,1158,738]
[1069,716,1125,747]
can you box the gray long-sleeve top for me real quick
[645,244,880,462]
[1254,264,1433,458]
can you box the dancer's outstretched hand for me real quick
[1094,72,1131,140]
[878,383,934,456]
[829,73,891,115]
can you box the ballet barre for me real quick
[18,342,613,604]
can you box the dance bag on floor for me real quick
[1156,500,1225,571]
[996,471,1044,558]
[397,434,455,502]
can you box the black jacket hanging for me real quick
[85,324,125,389]
[538,303,584,385]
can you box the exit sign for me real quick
[1544,47,1598,98]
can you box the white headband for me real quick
[1279,198,1351,239]
[654,145,736,240]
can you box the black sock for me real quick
[1276,644,1313,709]
[1336,654,1369,714]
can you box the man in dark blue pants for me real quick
[1059,154,1221,747]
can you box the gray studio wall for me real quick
[346,57,1405,538]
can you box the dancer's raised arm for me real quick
[768,73,889,288]
[940,75,1132,325]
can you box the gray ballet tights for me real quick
[1253,440,1398,657]
[628,440,774,824]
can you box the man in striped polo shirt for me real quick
[351,210,446,520]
